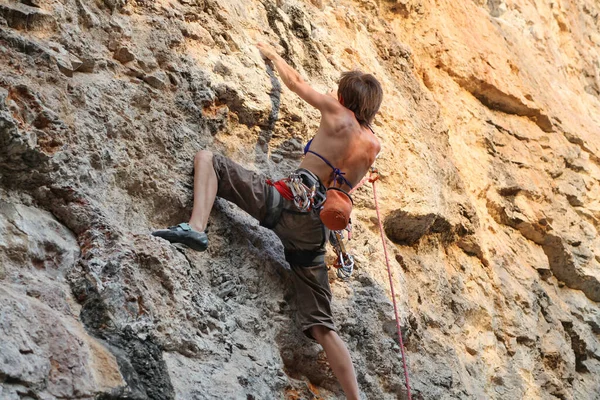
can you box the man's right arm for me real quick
[257,43,340,114]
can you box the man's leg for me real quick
[154,150,273,250]
[151,150,216,250]
[311,325,360,400]
[189,150,218,232]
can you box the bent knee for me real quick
[194,150,213,165]
[310,325,333,342]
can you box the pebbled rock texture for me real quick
[0,0,599,398]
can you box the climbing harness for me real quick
[270,165,413,396]
[267,171,326,212]
[269,170,354,277]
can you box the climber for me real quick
[152,42,382,399]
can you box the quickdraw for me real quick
[330,222,354,279]
[286,172,326,212]
[288,173,314,212]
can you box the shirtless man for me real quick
[153,43,382,399]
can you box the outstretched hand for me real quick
[257,42,279,61]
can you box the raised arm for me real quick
[257,43,339,113]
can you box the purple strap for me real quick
[303,126,376,190]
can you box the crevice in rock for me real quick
[560,321,589,373]
[69,241,176,400]
[540,235,600,302]
[486,0,507,17]
[263,1,294,65]
[213,83,266,127]
[486,196,600,301]
[76,290,175,399]
[562,131,600,167]
[0,382,42,400]
[0,373,44,400]
[384,210,473,246]
[287,5,324,76]
[0,372,27,385]
[261,2,324,78]
[385,0,424,18]
[486,119,531,142]
[175,69,229,135]
[452,75,553,132]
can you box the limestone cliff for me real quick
[1,0,599,398]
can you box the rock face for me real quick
[1,0,599,398]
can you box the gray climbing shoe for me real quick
[152,223,208,251]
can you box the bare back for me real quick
[299,105,380,190]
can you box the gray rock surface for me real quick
[0,201,123,398]
[1,0,599,398]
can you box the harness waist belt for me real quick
[295,168,323,190]
[268,169,326,201]
[285,249,326,266]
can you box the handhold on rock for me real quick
[113,46,135,64]
[46,44,83,77]
[77,57,96,73]
[143,72,168,90]
[108,39,119,51]
[167,72,179,86]
[56,63,73,77]
[384,210,439,245]
[181,22,215,46]
[124,66,144,78]
[70,57,83,71]
[56,54,84,77]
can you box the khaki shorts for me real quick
[212,154,335,338]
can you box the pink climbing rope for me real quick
[370,171,413,400]
[349,174,370,195]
